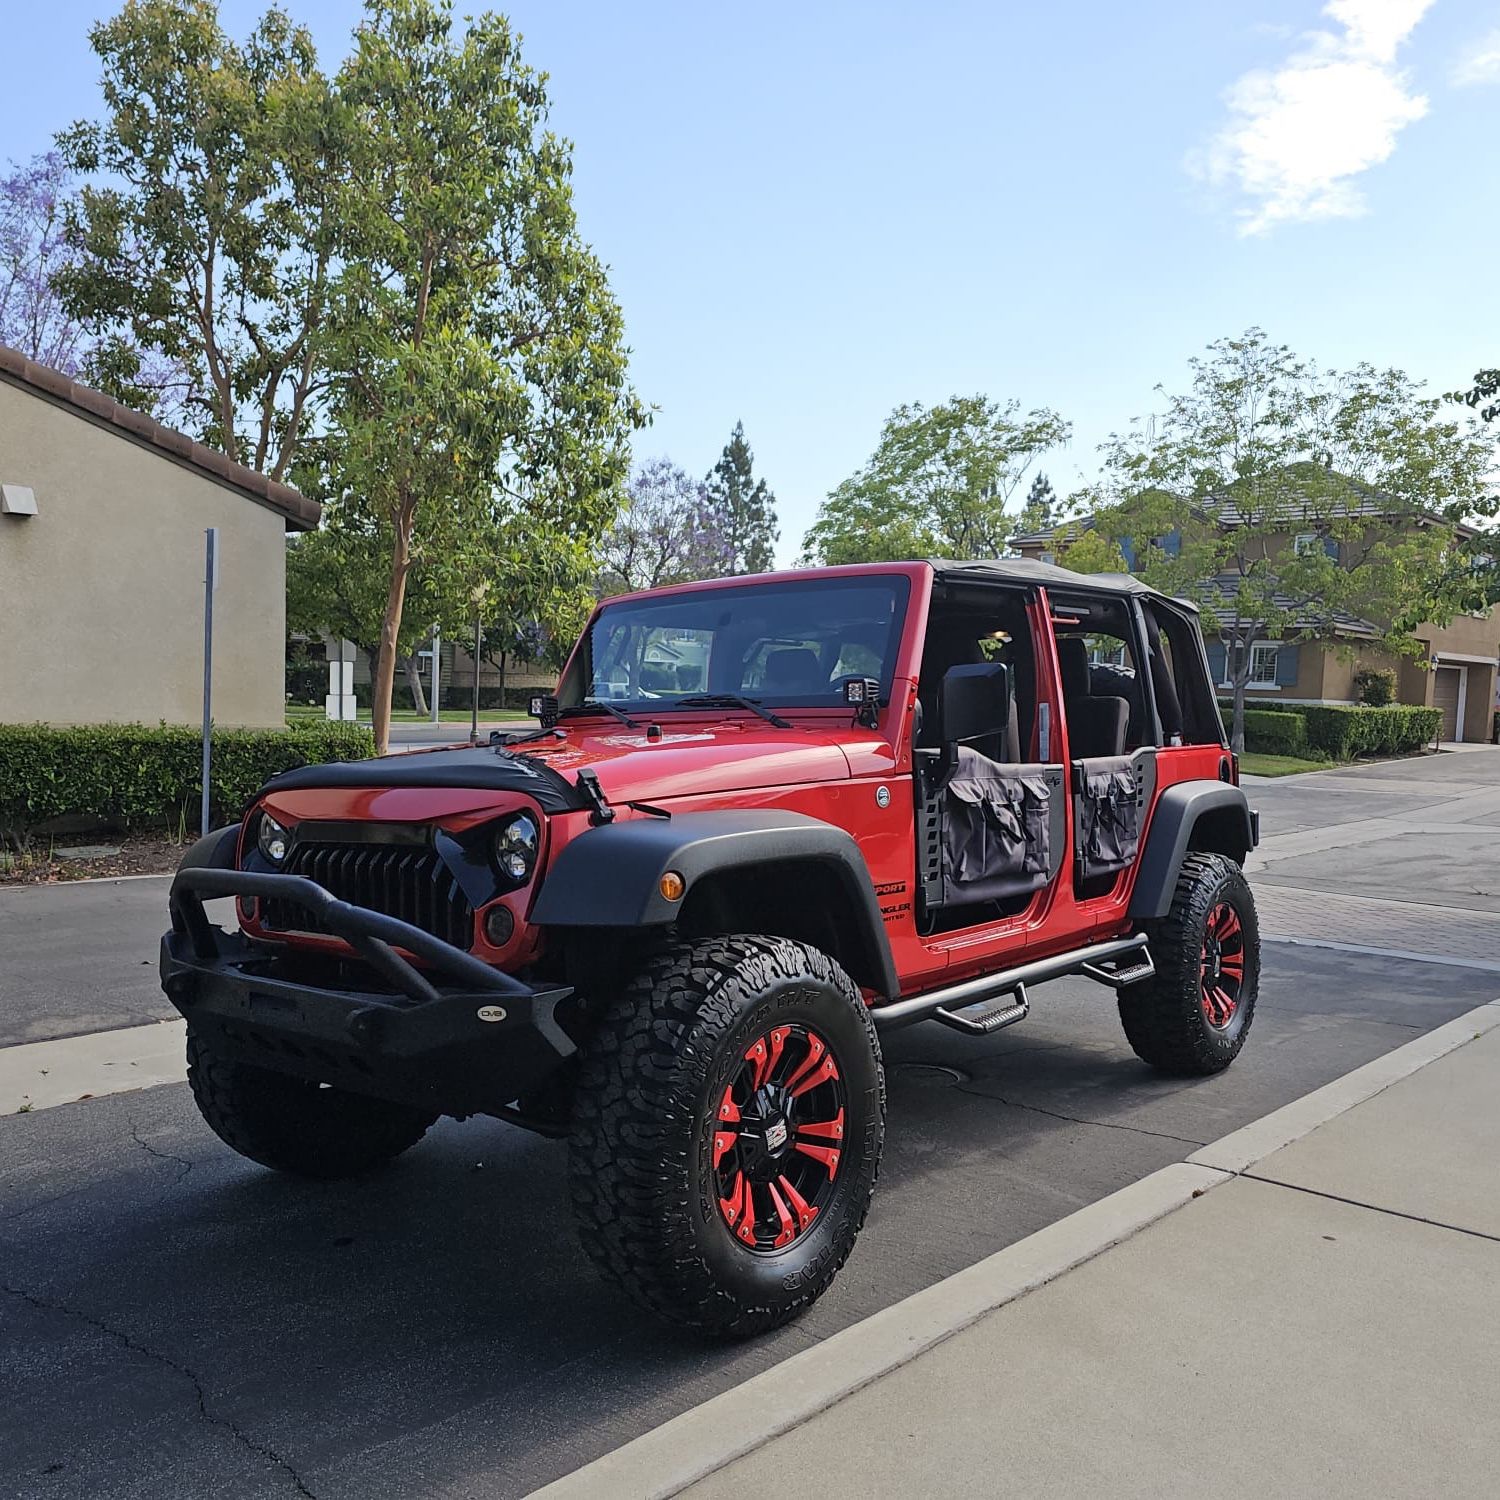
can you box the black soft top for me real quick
[928,557,1198,612]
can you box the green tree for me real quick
[55,0,340,475]
[1057,526,1127,574]
[702,420,778,574]
[324,0,642,753]
[1100,330,1495,752]
[1016,471,1058,535]
[433,495,597,715]
[802,395,1069,564]
[1452,369,1500,423]
[285,508,448,714]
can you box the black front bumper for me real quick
[161,868,576,1116]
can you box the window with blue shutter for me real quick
[1274,642,1300,687]
[1206,641,1227,684]
[1119,536,1137,570]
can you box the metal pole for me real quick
[201,527,218,835]
[471,610,482,744]
[430,626,441,723]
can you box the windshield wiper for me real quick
[558,698,643,729]
[491,726,564,748]
[674,694,792,729]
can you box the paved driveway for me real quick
[1,748,1497,1498]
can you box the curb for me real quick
[1188,999,1500,1174]
[0,871,175,889]
[528,997,1500,1500]
[0,1020,187,1115]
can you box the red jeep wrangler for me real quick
[162,559,1258,1336]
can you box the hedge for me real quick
[1241,709,1307,755]
[0,721,375,845]
[1299,705,1440,760]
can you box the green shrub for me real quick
[0,721,374,846]
[1353,668,1396,707]
[1242,709,1307,755]
[1300,705,1440,759]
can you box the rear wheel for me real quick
[1118,852,1259,1076]
[569,934,885,1338]
[185,1030,436,1179]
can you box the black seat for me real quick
[917,623,1020,761]
[1058,637,1128,759]
[761,647,824,695]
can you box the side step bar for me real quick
[872,934,1152,1033]
[934,983,1030,1037]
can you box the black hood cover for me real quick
[263,746,585,815]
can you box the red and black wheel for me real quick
[1118,852,1259,1075]
[712,1023,849,1253]
[569,934,885,1338]
[1199,900,1247,1029]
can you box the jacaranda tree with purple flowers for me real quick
[599,457,735,595]
[0,152,86,372]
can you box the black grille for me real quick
[264,840,475,950]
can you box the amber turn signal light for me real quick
[659,871,685,902]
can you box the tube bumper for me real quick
[160,868,575,1115]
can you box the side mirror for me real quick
[941,662,1010,751]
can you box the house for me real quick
[0,344,319,728]
[1012,480,1499,743]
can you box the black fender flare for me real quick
[530,810,899,1001]
[1129,781,1257,921]
[177,824,241,873]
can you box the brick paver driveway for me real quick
[1247,747,1500,971]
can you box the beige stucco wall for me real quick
[0,379,287,727]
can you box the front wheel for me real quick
[185,1030,436,1179]
[1118,852,1259,1076]
[569,934,885,1338]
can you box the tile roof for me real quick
[1198,572,1378,637]
[0,343,320,530]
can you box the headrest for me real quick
[762,648,823,694]
[1058,636,1092,696]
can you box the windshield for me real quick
[560,576,910,711]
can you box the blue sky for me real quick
[3,1,1497,561]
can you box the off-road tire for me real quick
[569,934,885,1338]
[1118,852,1259,1076]
[185,1029,436,1179]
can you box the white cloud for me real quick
[1453,28,1500,86]
[1198,0,1437,236]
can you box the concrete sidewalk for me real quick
[539,1004,1500,1500]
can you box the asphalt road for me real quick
[2,750,1497,1499]
[0,880,224,1047]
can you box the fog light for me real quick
[483,904,515,947]
[237,896,256,924]
[659,870,685,902]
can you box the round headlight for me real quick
[494,813,539,882]
[257,812,289,864]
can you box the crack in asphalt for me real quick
[0,1281,317,1498]
[128,1120,195,1189]
[953,1085,1207,1148]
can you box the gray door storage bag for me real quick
[1078,757,1141,879]
[942,746,1052,905]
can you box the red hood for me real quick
[509,719,875,803]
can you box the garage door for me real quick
[1434,666,1462,742]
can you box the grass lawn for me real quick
[286,703,530,726]
[1238,751,1333,777]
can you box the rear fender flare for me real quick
[1129,782,1256,921]
[530,810,899,1000]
